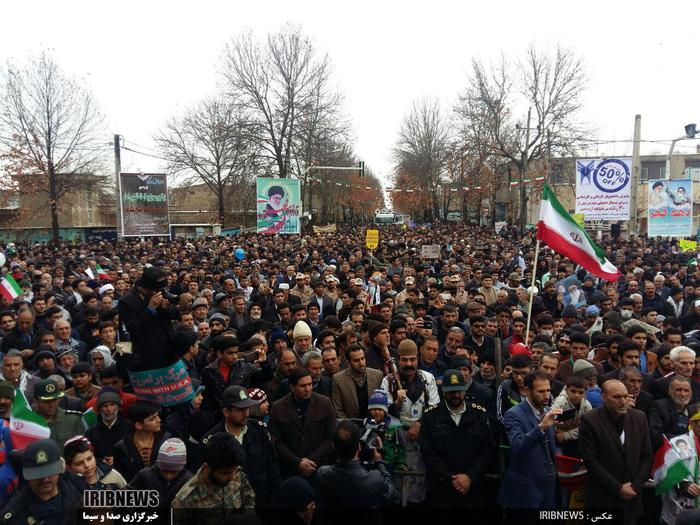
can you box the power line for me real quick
[121,145,169,162]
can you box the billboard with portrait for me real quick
[256,178,302,234]
[648,179,693,238]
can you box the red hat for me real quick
[510,343,532,358]
[247,388,268,404]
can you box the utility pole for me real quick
[114,134,123,241]
[519,107,532,231]
[630,115,641,237]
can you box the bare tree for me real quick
[455,44,590,229]
[393,98,452,220]
[0,52,105,243]
[223,25,336,178]
[155,96,250,227]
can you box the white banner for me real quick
[575,158,631,221]
[421,245,441,259]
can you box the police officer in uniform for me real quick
[0,439,86,525]
[201,386,281,511]
[33,379,84,451]
[420,369,496,508]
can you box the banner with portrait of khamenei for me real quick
[256,178,302,234]
[647,179,693,238]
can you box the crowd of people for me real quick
[0,223,700,524]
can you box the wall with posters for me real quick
[256,178,301,234]
[575,158,631,220]
[647,179,693,238]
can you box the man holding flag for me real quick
[653,403,700,524]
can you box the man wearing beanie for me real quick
[85,390,133,464]
[128,438,193,507]
[364,321,395,373]
[291,321,313,362]
[421,369,495,508]
[380,339,439,505]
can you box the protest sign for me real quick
[128,360,195,407]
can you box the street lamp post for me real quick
[665,124,698,180]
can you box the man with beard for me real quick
[381,339,439,505]
[196,313,227,368]
[201,386,281,511]
[464,315,495,360]
[332,344,383,419]
[649,375,693,450]
[172,432,256,516]
[421,369,495,508]
[85,391,133,464]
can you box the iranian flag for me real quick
[82,407,98,430]
[652,435,692,494]
[10,389,50,450]
[537,184,622,282]
[96,265,110,281]
[0,274,22,302]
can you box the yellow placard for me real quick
[680,239,697,252]
[572,213,585,227]
[366,229,379,249]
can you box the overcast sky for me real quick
[2,0,699,187]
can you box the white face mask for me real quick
[541,330,553,338]
[621,310,633,319]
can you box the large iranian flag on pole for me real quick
[10,389,50,450]
[537,184,622,282]
[0,275,22,302]
[653,435,692,494]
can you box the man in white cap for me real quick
[291,321,314,363]
[395,276,421,306]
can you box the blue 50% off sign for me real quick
[593,159,631,193]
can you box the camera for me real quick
[359,418,386,462]
[160,288,179,302]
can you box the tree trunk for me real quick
[48,162,60,245]
[217,184,226,228]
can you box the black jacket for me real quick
[202,419,282,508]
[420,401,496,507]
[201,357,272,414]
[118,289,179,371]
[0,474,86,525]
[85,415,133,461]
[649,397,689,450]
[128,465,193,507]
[113,430,171,483]
[315,459,397,523]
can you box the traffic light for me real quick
[685,123,697,139]
[359,160,365,178]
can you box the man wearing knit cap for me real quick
[202,385,281,510]
[365,321,395,373]
[291,321,313,362]
[128,438,193,507]
[85,389,132,464]
[380,339,439,504]
[421,369,495,508]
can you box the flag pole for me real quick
[524,238,540,346]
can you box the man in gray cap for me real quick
[0,439,85,524]
[420,369,495,508]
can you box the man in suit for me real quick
[309,279,335,319]
[498,370,561,509]
[331,344,383,420]
[579,380,653,525]
[269,367,336,479]
[649,375,693,450]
